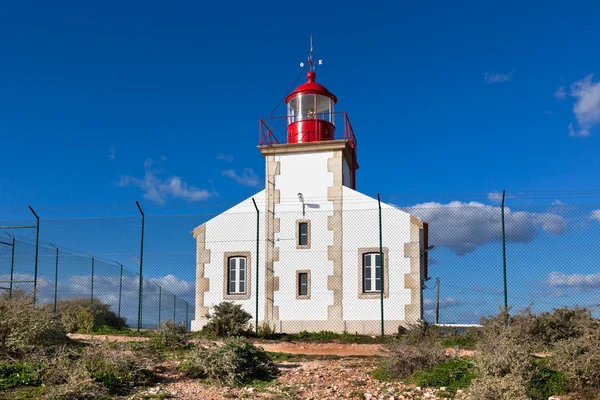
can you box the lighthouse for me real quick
[191,43,428,335]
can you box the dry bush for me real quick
[44,368,108,400]
[49,298,126,333]
[549,317,600,392]
[402,319,441,344]
[180,337,275,386]
[78,342,152,390]
[0,291,67,354]
[150,320,190,350]
[382,340,447,379]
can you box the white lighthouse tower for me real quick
[191,44,428,335]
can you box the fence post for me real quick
[9,237,15,299]
[48,244,59,314]
[158,286,162,329]
[90,257,95,307]
[501,190,508,323]
[377,193,384,337]
[252,197,260,335]
[117,263,123,319]
[435,278,440,324]
[136,201,145,332]
[173,293,176,323]
[28,206,40,305]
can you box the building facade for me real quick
[191,60,428,335]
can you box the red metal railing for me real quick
[259,112,358,152]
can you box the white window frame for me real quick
[228,256,247,295]
[363,252,382,293]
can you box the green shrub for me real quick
[180,338,275,386]
[257,322,276,338]
[528,306,594,346]
[0,361,43,389]
[410,358,476,390]
[150,320,190,350]
[528,359,571,400]
[0,291,67,353]
[382,340,447,379]
[50,298,126,333]
[201,302,252,337]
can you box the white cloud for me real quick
[554,86,566,100]
[117,158,213,204]
[149,275,195,298]
[217,154,234,163]
[591,209,600,222]
[108,145,116,160]
[404,201,567,256]
[222,168,261,187]
[484,71,513,84]
[568,74,600,137]
[546,272,600,290]
[487,191,503,202]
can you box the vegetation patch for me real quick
[200,302,253,338]
[149,320,190,351]
[0,361,43,390]
[180,337,276,386]
[409,358,476,391]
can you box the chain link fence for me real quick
[1,199,599,333]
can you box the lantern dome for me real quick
[285,71,337,144]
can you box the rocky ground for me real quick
[128,357,455,400]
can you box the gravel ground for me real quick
[126,357,455,400]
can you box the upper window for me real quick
[363,252,382,293]
[228,256,246,294]
[299,222,308,246]
[296,220,311,249]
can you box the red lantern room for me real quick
[285,69,337,144]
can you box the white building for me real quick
[191,59,429,335]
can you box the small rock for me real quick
[247,387,255,393]
[365,394,373,400]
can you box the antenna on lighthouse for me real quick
[300,34,323,69]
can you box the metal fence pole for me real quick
[9,237,15,299]
[90,257,95,307]
[28,206,40,305]
[158,286,162,329]
[377,194,384,337]
[252,197,260,335]
[117,263,123,319]
[136,201,145,331]
[501,190,508,322]
[435,278,440,324]
[53,246,59,313]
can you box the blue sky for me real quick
[1,1,600,324]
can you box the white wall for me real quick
[197,190,266,325]
[341,187,415,322]
[273,151,334,321]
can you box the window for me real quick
[358,248,389,299]
[223,252,251,300]
[296,270,311,299]
[298,273,308,296]
[299,223,308,245]
[296,220,311,249]
[363,253,382,293]
[228,256,246,294]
